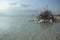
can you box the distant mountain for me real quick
[54,14,60,17]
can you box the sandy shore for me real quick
[54,16,60,20]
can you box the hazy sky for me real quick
[0,0,60,15]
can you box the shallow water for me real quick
[0,17,60,40]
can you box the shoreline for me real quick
[54,15,60,20]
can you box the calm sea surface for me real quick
[0,16,60,40]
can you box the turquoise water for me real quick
[0,17,60,40]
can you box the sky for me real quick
[0,0,60,16]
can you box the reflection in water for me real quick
[0,17,60,40]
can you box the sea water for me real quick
[0,16,60,40]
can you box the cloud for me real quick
[8,0,29,9]
[21,4,30,8]
[0,0,60,16]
